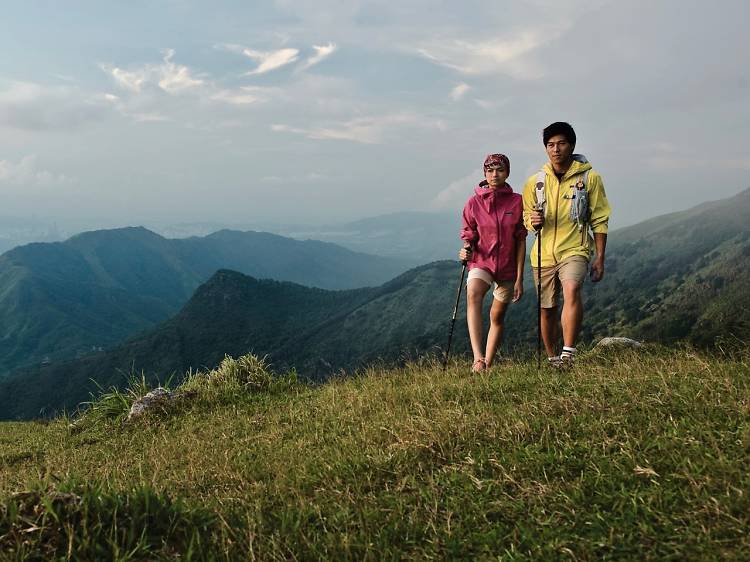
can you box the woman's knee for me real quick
[466,282,489,304]
[490,302,508,324]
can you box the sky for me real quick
[0,0,748,229]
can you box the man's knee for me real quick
[541,306,557,320]
[562,282,582,303]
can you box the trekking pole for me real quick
[536,227,542,370]
[534,177,546,371]
[443,257,468,371]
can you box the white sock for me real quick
[560,346,576,359]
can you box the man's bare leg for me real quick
[540,307,559,358]
[561,281,583,348]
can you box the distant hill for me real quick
[0,263,472,419]
[581,187,750,345]
[280,211,460,262]
[0,227,413,376]
[2,188,749,420]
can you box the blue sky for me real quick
[1,0,748,228]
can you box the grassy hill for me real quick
[0,227,412,375]
[1,349,748,560]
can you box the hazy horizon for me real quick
[3,184,748,257]
[1,1,748,232]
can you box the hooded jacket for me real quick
[522,158,610,268]
[460,181,527,282]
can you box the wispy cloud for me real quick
[474,98,509,111]
[210,86,277,105]
[158,49,204,93]
[101,49,204,95]
[300,42,337,70]
[260,171,329,183]
[428,171,476,211]
[450,82,471,101]
[242,47,299,75]
[0,81,109,131]
[0,155,72,186]
[108,67,146,93]
[272,113,445,144]
[96,92,169,122]
[417,26,565,78]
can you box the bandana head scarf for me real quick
[483,153,510,174]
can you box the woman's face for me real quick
[484,165,509,188]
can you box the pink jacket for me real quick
[460,182,527,282]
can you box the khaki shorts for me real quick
[532,256,588,309]
[467,268,514,303]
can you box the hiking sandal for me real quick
[471,359,486,373]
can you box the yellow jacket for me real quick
[522,158,610,267]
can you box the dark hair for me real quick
[543,122,576,147]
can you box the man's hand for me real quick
[531,210,545,230]
[458,246,472,262]
[512,279,524,302]
[590,258,605,282]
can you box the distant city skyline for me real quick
[1,1,748,229]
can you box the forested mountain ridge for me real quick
[0,227,412,375]
[0,263,468,419]
[2,188,749,420]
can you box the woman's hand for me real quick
[512,279,524,302]
[458,246,472,262]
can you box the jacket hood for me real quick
[543,154,592,180]
[474,181,513,198]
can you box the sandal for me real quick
[471,358,486,373]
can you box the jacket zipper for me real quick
[551,173,561,265]
[494,198,501,277]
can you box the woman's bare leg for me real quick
[466,279,490,362]
[485,298,509,366]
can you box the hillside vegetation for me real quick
[0,227,412,375]
[583,187,750,344]
[0,263,475,420]
[3,189,750,421]
[1,348,748,560]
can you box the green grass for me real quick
[1,348,748,560]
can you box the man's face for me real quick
[484,165,509,187]
[545,134,574,167]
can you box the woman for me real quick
[459,154,527,372]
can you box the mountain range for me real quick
[0,262,470,419]
[1,188,748,420]
[276,211,460,262]
[0,227,412,375]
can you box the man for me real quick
[522,122,611,366]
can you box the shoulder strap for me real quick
[535,170,546,211]
[571,170,590,230]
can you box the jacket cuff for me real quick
[591,224,609,234]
